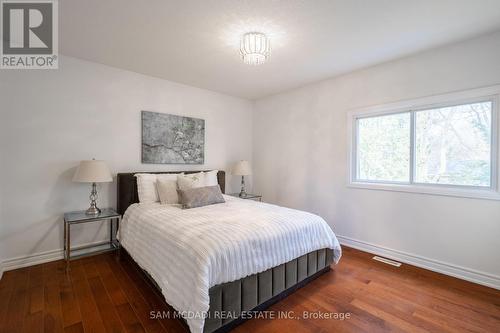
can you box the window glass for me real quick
[415,102,492,187]
[357,112,411,182]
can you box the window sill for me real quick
[348,182,500,201]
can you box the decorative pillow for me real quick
[177,172,206,190]
[204,170,219,186]
[156,173,181,183]
[178,186,225,209]
[157,179,180,205]
[135,173,180,203]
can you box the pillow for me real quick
[135,173,181,203]
[177,172,206,190]
[157,179,180,205]
[204,170,219,186]
[178,186,225,209]
[156,173,181,183]
[135,173,159,203]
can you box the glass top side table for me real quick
[227,193,262,201]
[63,208,121,269]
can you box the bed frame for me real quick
[116,170,334,333]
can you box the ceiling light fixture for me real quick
[240,32,270,65]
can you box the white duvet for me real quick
[119,195,342,333]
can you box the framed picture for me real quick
[141,111,205,164]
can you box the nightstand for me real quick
[63,208,121,268]
[228,193,262,202]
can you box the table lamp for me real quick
[232,160,251,197]
[73,159,112,215]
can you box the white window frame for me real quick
[348,85,500,201]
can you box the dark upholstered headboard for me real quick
[116,170,225,215]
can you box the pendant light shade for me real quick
[240,32,270,65]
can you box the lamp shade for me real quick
[232,160,252,176]
[73,160,112,183]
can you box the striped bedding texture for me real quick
[119,195,342,333]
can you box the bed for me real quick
[117,170,342,333]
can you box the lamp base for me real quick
[85,206,101,216]
[239,175,247,197]
[85,182,101,215]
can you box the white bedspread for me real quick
[119,195,341,333]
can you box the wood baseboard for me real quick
[337,235,500,290]
[1,240,110,273]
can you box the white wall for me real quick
[253,31,500,288]
[0,56,253,267]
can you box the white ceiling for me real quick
[60,0,500,100]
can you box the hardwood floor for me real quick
[1,247,499,333]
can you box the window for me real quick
[350,87,499,200]
[357,112,410,183]
[414,102,492,187]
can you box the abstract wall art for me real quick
[141,111,205,164]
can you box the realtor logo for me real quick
[1,0,58,69]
